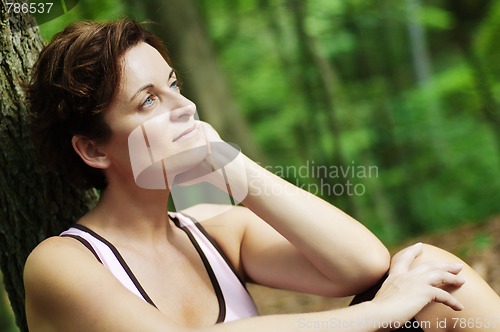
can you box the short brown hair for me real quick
[27,18,171,190]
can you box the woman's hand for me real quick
[372,243,465,326]
[172,121,249,203]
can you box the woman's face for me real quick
[101,42,206,188]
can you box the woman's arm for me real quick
[24,240,464,332]
[239,154,390,296]
[24,237,185,332]
[183,122,389,296]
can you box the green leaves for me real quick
[37,0,500,243]
[200,0,500,243]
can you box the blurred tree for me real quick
[375,0,427,235]
[406,0,448,161]
[338,1,402,239]
[0,1,98,331]
[444,0,500,152]
[257,0,312,161]
[288,0,358,215]
[196,0,500,241]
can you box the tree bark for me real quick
[0,1,98,331]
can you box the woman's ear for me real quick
[71,135,111,169]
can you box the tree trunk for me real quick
[406,0,449,163]
[288,0,358,216]
[0,2,98,331]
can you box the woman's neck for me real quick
[80,178,173,247]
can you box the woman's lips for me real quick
[172,123,197,142]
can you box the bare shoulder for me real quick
[180,204,262,231]
[180,204,261,277]
[24,236,176,332]
[181,203,255,223]
[26,235,92,265]
[25,235,96,277]
[23,237,88,330]
[24,236,107,330]
[24,235,97,289]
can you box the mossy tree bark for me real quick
[0,1,98,331]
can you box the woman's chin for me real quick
[163,145,210,178]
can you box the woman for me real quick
[24,18,499,331]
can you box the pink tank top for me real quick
[60,212,258,323]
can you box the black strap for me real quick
[61,234,103,264]
[64,225,158,309]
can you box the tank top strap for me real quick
[60,225,157,307]
[169,212,259,322]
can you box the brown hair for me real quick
[27,18,171,190]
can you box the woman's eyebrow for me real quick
[129,69,175,102]
[130,84,153,102]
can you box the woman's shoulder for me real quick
[24,236,180,332]
[24,236,102,301]
[25,235,96,270]
[180,203,252,222]
[180,204,258,277]
[180,204,261,240]
[24,236,104,330]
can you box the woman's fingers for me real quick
[408,262,464,290]
[411,261,463,273]
[430,287,464,311]
[374,246,466,323]
[390,242,423,275]
[427,270,466,288]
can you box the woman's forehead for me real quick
[120,42,173,93]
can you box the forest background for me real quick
[2,0,500,330]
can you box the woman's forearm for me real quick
[203,301,390,332]
[241,155,390,293]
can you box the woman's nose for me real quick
[168,94,197,121]
[170,104,196,121]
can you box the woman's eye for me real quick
[170,80,179,91]
[141,95,156,109]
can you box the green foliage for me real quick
[420,5,453,29]
[200,0,500,244]
[0,273,19,332]
[35,0,500,245]
[38,0,126,40]
[10,0,500,327]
